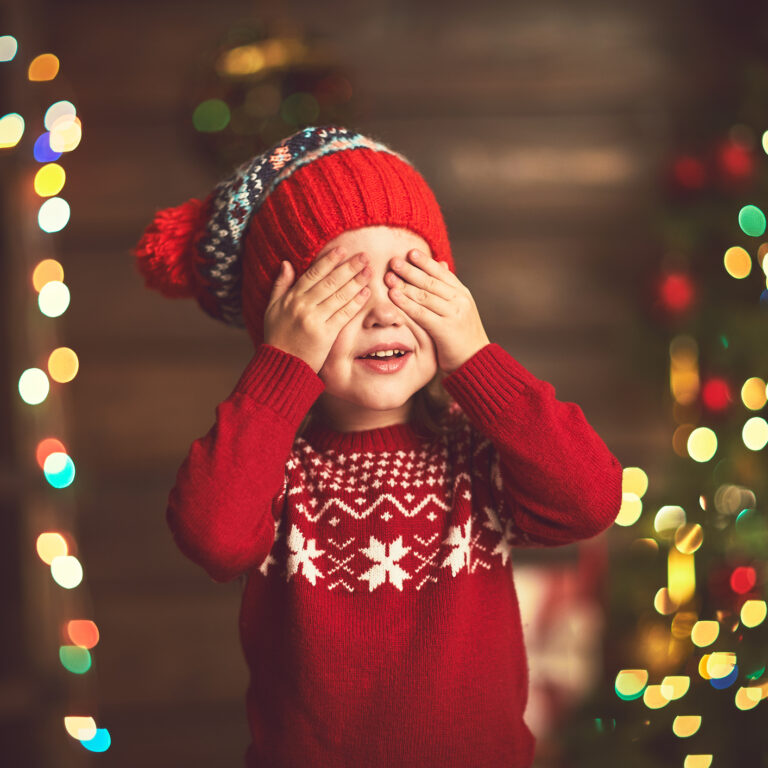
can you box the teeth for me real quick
[364,349,406,358]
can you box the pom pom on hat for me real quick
[133,196,211,298]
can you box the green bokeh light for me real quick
[193,99,231,132]
[280,92,320,127]
[738,204,766,237]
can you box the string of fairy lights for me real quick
[607,157,768,764]
[1,34,111,753]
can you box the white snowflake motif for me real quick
[286,524,325,585]
[358,535,412,592]
[441,516,472,577]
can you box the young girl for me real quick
[134,125,623,768]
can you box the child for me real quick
[134,125,623,768]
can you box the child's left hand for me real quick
[386,249,491,374]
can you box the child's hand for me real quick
[385,249,491,374]
[264,248,373,374]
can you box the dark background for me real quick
[2,0,762,765]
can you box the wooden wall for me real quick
[3,0,734,764]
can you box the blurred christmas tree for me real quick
[559,7,768,767]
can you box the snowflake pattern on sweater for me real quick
[258,407,532,594]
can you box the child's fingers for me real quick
[318,259,372,323]
[295,246,347,295]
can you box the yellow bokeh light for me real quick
[38,280,71,317]
[661,676,690,700]
[707,651,736,679]
[654,587,677,615]
[49,115,82,152]
[615,493,642,526]
[687,427,717,462]
[64,716,96,741]
[683,757,712,768]
[691,620,719,647]
[643,684,669,709]
[735,686,762,711]
[36,532,68,565]
[655,505,686,535]
[622,466,648,497]
[673,715,701,737]
[32,259,64,292]
[668,548,696,605]
[51,555,83,589]
[34,163,66,197]
[670,335,699,405]
[615,669,648,698]
[28,53,60,81]
[723,245,751,278]
[741,377,767,410]
[698,654,711,679]
[742,416,768,451]
[48,347,79,383]
[0,112,25,149]
[674,522,703,554]
[740,599,767,628]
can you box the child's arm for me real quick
[166,344,325,582]
[441,343,623,546]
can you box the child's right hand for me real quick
[263,247,373,374]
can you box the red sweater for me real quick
[167,342,623,768]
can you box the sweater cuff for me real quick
[231,343,325,428]
[441,343,538,426]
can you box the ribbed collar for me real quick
[302,417,432,453]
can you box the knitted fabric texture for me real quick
[165,341,624,767]
[188,125,452,346]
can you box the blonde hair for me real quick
[295,367,461,440]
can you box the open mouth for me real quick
[355,351,413,373]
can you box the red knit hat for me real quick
[134,126,453,347]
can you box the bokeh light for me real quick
[59,645,91,674]
[707,652,737,680]
[43,451,76,488]
[36,437,66,468]
[730,566,756,594]
[64,716,96,741]
[734,686,762,711]
[0,35,18,62]
[740,599,766,628]
[38,280,70,316]
[33,132,62,162]
[691,620,719,647]
[38,197,71,233]
[36,532,68,565]
[28,53,60,81]
[614,493,642,526]
[643,684,669,709]
[18,367,49,404]
[683,756,712,768]
[661,676,690,700]
[668,548,696,605]
[67,620,99,649]
[674,522,703,554]
[193,99,231,132]
[742,416,768,450]
[723,245,751,278]
[673,715,701,738]
[741,377,767,410]
[49,115,82,152]
[738,204,766,237]
[51,555,83,589]
[615,669,647,700]
[44,100,76,130]
[0,112,25,148]
[654,587,677,615]
[48,347,79,382]
[654,505,686,535]
[80,728,111,752]
[32,258,64,292]
[280,92,320,126]
[34,163,66,197]
[687,427,717,462]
